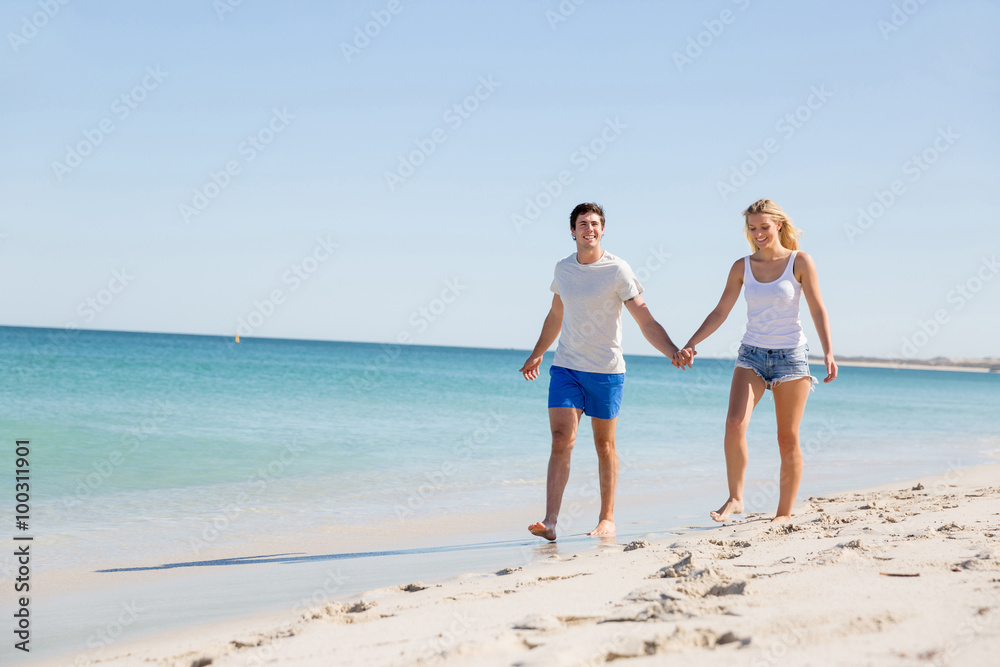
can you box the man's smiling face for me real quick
[573,212,604,250]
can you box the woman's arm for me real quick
[797,252,837,383]
[677,259,745,365]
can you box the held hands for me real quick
[672,346,697,370]
[519,355,543,381]
[522,346,700,377]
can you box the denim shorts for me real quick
[548,366,625,420]
[735,344,818,390]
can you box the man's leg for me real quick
[589,416,618,536]
[529,407,583,541]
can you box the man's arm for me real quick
[519,294,563,381]
[624,295,679,360]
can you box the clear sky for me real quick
[2,0,997,360]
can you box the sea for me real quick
[2,325,999,662]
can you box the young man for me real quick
[519,203,683,541]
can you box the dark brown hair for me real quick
[569,202,605,230]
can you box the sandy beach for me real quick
[22,462,1000,667]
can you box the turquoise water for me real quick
[0,327,1000,529]
[3,326,999,661]
[4,325,999,551]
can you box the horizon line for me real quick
[1,323,996,366]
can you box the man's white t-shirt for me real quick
[550,251,643,374]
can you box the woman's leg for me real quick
[770,377,812,521]
[711,367,766,522]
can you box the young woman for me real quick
[675,198,836,523]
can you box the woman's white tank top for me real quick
[741,250,807,349]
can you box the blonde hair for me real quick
[743,198,802,252]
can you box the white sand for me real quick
[23,464,1000,666]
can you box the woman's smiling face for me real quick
[746,213,780,250]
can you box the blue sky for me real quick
[2,0,997,360]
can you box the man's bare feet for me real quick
[710,498,743,523]
[529,521,557,541]
[770,515,791,523]
[588,519,616,537]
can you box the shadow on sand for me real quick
[95,537,571,573]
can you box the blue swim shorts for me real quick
[548,365,625,420]
[735,343,818,390]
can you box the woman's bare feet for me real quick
[710,498,743,523]
[588,519,616,537]
[529,521,557,541]
[770,514,792,523]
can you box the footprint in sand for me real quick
[651,552,698,579]
[705,538,750,559]
[768,523,802,535]
[707,538,752,548]
[820,514,855,527]
[601,598,688,623]
[623,586,684,604]
[400,582,427,592]
[446,591,505,600]
[512,614,565,633]
[678,568,751,598]
[955,549,999,570]
[640,626,750,654]
[937,522,966,533]
[840,611,900,635]
[537,572,591,582]
[956,558,999,571]
[648,553,750,595]
[298,599,380,624]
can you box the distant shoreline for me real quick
[813,357,1000,374]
